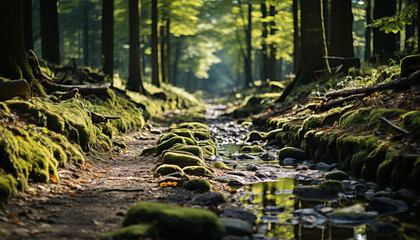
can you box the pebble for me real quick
[315,162,335,171]
[220,217,253,236]
[192,192,226,206]
[221,208,257,223]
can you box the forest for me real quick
[1,0,420,239]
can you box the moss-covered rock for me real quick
[101,224,157,240]
[329,204,376,226]
[212,161,231,170]
[0,174,17,203]
[240,145,264,153]
[246,131,267,142]
[401,110,420,138]
[266,129,283,141]
[162,152,204,168]
[192,130,211,140]
[121,201,224,240]
[183,166,212,176]
[325,170,349,180]
[160,130,194,143]
[156,164,184,176]
[156,136,196,155]
[293,180,345,201]
[278,147,309,161]
[179,122,209,131]
[183,179,212,193]
[167,143,204,159]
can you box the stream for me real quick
[206,104,418,240]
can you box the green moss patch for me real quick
[168,143,204,160]
[246,131,267,142]
[157,136,197,155]
[121,201,224,240]
[325,170,349,180]
[240,145,264,153]
[278,147,309,161]
[162,152,204,168]
[156,164,184,176]
[101,224,157,240]
[183,166,212,176]
[212,161,231,170]
[183,179,212,193]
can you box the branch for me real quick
[378,116,410,135]
[0,79,30,100]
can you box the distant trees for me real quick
[329,0,354,57]
[151,0,161,87]
[101,0,114,80]
[23,0,34,51]
[373,0,397,63]
[40,0,60,64]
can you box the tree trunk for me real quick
[268,3,277,82]
[102,0,114,82]
[293,0,299,73]
[418,0,420,53]
[330,0,354,58]
[151,0,161,87]
[365,0,372,60]
[160,25,167,84]
[0,0,45,95]
[23,0,34,51]
[40,0,59,64]
[373,0,397,63]
[127,0,145,94]
[172,39,181,87]
[83,1,89,66]
[277,0,324,102]
[166,18,171,84]
[244,3,253,88]
[260,2,269,83]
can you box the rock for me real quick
[162,152,204,168]
[325,170,349,180]
[369,197,409,216]
[400,54,420,77]
[366,182,378,190]
[246,131,267,142]
[246,164,259,171]
[283,158,297,165]
[228,178,245,187]
[183,179,212,193]
[367,222,400,238]
[315,162,335,171]
[155,164,184,176]
[260,215,280,223]
[240,145,264,153]
[182,166,212,176]
[221,208,257,223]
[293,180,345,201]
[364,189,375,200]
[263,206,285,214]
[314,204,335,215]
[354,183,368,193]
[294,173,315,183]
[193,192,226,206]
[260,152,275,161]
[255,171,268,179]
[329,204,376,226]
[212,161,231,170]
[121,202,224,240]
[291,208,327,227]
[397,188,417,202]
[277,147,309,161]
[101,224,156,240]
[369,191,393,199]
[219,217,253,236]
[296,165,309,171]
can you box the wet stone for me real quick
[369,197,409,216]
[260,215,280,223]
[366,182,378,190]
[260,152,275,161]
[397,188,417,202]
[368,222,400,238]
[291,208,327,227]
[192,192,226,206]
[329,204,376,226]
[222,208,257,223]
[219,217,253,237]
[246,164,259,171]
[283,158,297,166]
[315,162,335,171]
[263,206,285,214]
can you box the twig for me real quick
[378,116,410,135]
[102,188,144,192]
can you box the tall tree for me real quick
[365,0,372,60]
[0,0,44,95]
[373,0,397,63]
[127,0,146,94]
[268,3,277,82]
[102,0,114,80]
[23,0,34,51]
[243,3,253,88]
[293,0,299,73]
[329,0,354,57]
[278,0,324,102]
[151,0,161,87]
[260,2,269,83]
[40,0,59,64]
[82,1,90,66]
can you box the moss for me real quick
[101,224,156,240]
[410,158,420,192]
[212,161,231,170]
[240,145,264,153]
[247,131,267,141]
[192,130,211,140]
[183,179,212,193]
[160,131,194,143]
[140,147,157,156]
[266,129,283,141]
[302,115,323,131]
[376,160,393,187]
[156,164,184,176]
[401,110,420,138]
[362,143,387,180]
[0,174,17,203]
[325,170,349,180]
[168,143,204,159]
[121,201,224,240]
[179,122,209,131]
[156,136,196,155]
[183,166,212,176]
[293,180,344,201]
[278,147,309,161]
[162,152,204,168]
[319,180,345,192]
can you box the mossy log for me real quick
[326,70,420,99]
[0,79,30,100]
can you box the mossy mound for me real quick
[156,136,196,155]
[246,131,267,142]
[329,204,375,226]
[162,152,204,168]
[179,122,209,131]
[101,224,157,240]
[401,110,420,138]
[159,130,194,143]
[293,180,345,201]
[0,174,17,203]
[183,179,212,193]
[155,164,184,176]
[278,147,309,161]
[212,161,231,170]
[325,170,349,180]
[240,145,264,153]
[183,166,212,176]
[192,130,211,140]
[167,143,204,160]
[121,201,224,240]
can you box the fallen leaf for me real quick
[50,175,57,183]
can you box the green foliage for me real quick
[369,3,417,34]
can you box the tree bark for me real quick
[373,0,397,63]
[278,0,324,102]
[293,0,299,74]
[102,0,114,82]
[268,3,277,82]
[166,18,171,84]
[244,3,253,88]
[260,2,269,83]
[330,0,354,58]
[83,1,90,66]
[151,0,161,87]
[172,39,182,86]
[40,0,59,64]
[418,0,420,53]
[365,0,372,60]
[23,0,34,51]
[127,0,146,94]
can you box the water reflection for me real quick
[239,179,367,240]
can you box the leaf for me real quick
[50,175,57,183]
[41,127,49,134]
